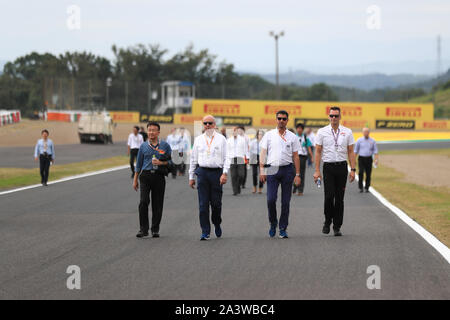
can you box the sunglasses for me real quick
[277,117,288,121]
[329,114,340,118]
[203,122,214,125]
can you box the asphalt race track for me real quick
[0,166,449,299]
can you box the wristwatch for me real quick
[351,168,356,172]
[295,173,300,176]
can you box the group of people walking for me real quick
[33,107,379,241]
[131,107,379,241]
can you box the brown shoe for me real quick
[297,192,303,196]
[258,188,263,194]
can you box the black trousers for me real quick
[293,155,307,193]
[358,156,373,190]
[242,162,247,188]
[251,156,264,188]
[230,157,245,194]
[39,154,51,184]
[138,171,166,233]
[323,162,348,229]
[130,148,139,174]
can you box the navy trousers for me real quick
[195,167,223,235]
[266,164,295,230]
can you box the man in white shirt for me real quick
[260,110,301,239]
[313,106,356,236]
[177,127,190,176]
[238,127,250,189]
[227,127,249,195]
[166,128,181,179]
[128,126,144,179]
[189,115,229,241]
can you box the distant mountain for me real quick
[261,70,433,91]
[405,69,450,91]
[297,60,450,76]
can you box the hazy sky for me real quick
[1,0,449,74]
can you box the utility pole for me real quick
[269,31,284,100]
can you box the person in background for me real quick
[189,115,229,241]
[238,126,250,189]
[133,122,172,238]
[128,126,144,179]
[227,127,249,196]
[139,126,148,142]
[292,123,313,196]
[166,128,181,179]
[354,127,379,193]
[249,130,265,194]
[220,127,227,138]
[177,127,189,176]
[305,127,316,168]
[34,129,55,186]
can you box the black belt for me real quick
[142,169,159,174]
[199,167,222,171]
[324,161,347,166]
[299,154,308,157]
[358,156,372,159]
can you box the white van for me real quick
[78,112,114,144]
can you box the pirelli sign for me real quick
[295,118,329,128]
[140,114,174,123]
[376,120,415,129]
[220,116,252,126]
[385,107,421,118]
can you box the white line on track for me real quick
[0,165,129,196]
[353,166,450,264]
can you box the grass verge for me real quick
[372,149,450,247]
[0,156,128,191]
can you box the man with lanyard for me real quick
[293,123,313,196]
[259,110,301,239]
[227,126,249,196]
[313,106,356,237]
[355,127,379,193]
[34,129,55,186]
[189,115,229,241]
[128,126,144,179]
[133,122,172,238]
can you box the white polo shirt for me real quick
[315,124,355,163]
[127,133,143,149]
[259,128,300,166]
[227,135,249,160]
[189,132,230,180]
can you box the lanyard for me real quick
[204,133,215,154]
[148,139,160,151]
[278,130,287,142]
[331,127,340,147]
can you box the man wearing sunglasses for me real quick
[259,110,301,239]
[189,115,229,241]
[313,106,356,237]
